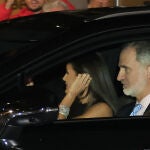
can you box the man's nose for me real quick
[117,69,124,81]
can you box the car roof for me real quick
[0,6,150,45]
[1,6,150,42]
[0,6,150,58]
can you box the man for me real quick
[117,41,150,116]
[0,0,75,21]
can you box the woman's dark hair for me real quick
[69,53,119,114]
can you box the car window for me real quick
[1,31,150,121]
[26,47,132,120]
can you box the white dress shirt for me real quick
[136,94,150,115]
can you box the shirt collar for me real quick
[136,94,150,115]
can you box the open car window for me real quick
[0,39,148,121]
[30,43,134,120]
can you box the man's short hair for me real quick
[123,41,150,66]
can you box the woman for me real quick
[58,53,119,119]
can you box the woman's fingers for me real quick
[77,73,92,86]
[69,73,92,97]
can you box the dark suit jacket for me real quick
[116,102,150,117]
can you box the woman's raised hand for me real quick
[68,74,92,97]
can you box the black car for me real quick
[0,6,150,150]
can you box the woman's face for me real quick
[63,63,77,94]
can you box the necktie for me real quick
[130,104,142,116]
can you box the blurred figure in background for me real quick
[43,0,69,12]
[88,0,110,8]
[0,0,75,21]
[0,0,46,21]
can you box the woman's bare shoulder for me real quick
[87,102,113,117]
[76,102,113,118]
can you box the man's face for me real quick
[117,47,148,99]
[25,0,46,12]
